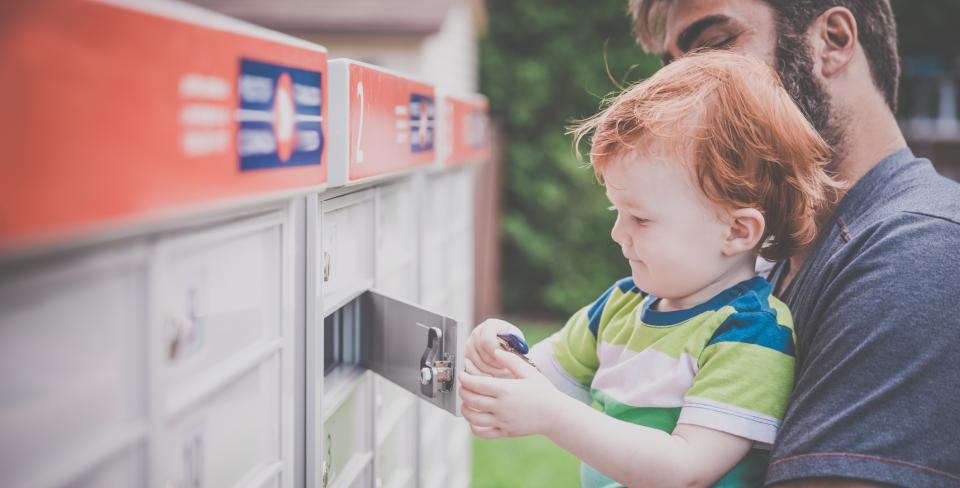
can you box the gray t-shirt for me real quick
[765,148,960,487]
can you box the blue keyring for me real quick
[496,333,530,354]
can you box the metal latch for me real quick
[419,326,454,397]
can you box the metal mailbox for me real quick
[0,3,490,488]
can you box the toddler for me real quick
[459,50,842,487]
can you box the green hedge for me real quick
[481,0,660,318]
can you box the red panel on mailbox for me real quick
[442,96,490,167]
[347,63,436,180]
[0,1,328,249]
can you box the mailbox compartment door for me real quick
[359,290,464,415]
[150,208,293,488]
[375,180,418,302]
[0,244,147,488]
[319,190,375,314]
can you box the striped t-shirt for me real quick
[528,276,796,487]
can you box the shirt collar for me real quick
[641,276,770,326]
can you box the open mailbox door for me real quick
[359,289,465,415]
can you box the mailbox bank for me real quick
[0,2,490,488]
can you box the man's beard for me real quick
[774,28,847,169]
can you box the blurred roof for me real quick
[186,0,477,36]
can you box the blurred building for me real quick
[184,0,485,94]
[185,0,502,320]
[899,54,960,181]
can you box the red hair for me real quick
[572,50,843,261]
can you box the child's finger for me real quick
[476,323,503,372]
[493,348,537,379]
[475,319,522,372]
[459,371,504,397]
[459,384,498,412]
[470,424,505,440]
[461,406,499,428]
[464,357,485,376]
[466,339,512,378]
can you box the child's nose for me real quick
[610,215,630,247]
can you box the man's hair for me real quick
[628,0,900,112]
[571,51,843,261]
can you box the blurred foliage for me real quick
[480,0,660,317]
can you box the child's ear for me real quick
[723,208,765,256]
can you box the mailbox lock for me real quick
[433,360,453,385]
[419,367,432,385]
[321,433,332,487]
[419,326,455,397]
[322,252,332,282]
[166,284,202,361]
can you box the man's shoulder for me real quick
[838,158,960,269]
[788,158,960,323]
[833,207,960,290]
[806,171,960,323]
[858,155,960,227]
[851,200,960,263]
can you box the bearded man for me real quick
[629,1,960,486]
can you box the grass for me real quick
[471,319,582,488]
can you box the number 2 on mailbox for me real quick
[346,62,436,180]
[355,81,364,164]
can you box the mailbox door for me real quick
[359,290,464,415]
[0,244,148,488]
[150,208,293,488]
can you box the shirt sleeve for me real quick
[678,292,796,446]
[766,214,960,487]
[528,306,596,404]
[528,278,637,404]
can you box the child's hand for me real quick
[459,348,568,439]
[464,318,524,378]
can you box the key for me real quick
[496,333,537,369]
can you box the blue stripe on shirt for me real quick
[707,308,795,356]
[588,277,639,339]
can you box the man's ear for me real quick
[723,208,765,256]
[811,6,858,78]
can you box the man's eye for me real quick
[703,36,735,50]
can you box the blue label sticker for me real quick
[409,93,435,153]
[237,59,323,171]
